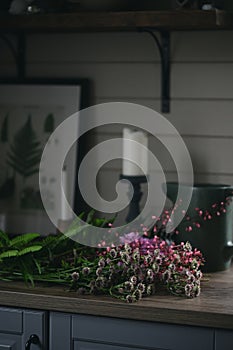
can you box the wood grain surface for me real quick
[0,11,233,32]
[0,266,233,329]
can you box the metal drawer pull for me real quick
[25,334,40,350]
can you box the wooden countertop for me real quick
[0,266,232,330]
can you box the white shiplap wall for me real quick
[0,30,233,224]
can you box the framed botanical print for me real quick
[0,78,90,235]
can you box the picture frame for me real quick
[0,78,90,235]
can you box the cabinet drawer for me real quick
[0,308,47,350]
[0,308,22,334]
[74,341,146,350]
[0,334,21,350]
[215,329,233,350]
[72,314,214,350]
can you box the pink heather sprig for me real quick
[151,195,233,238]
[70,234,204,303]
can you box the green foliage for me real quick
[0,250,18,259]
[61,209,117,247]
[7,115,42,178]
[0,231,43,285]
[0,212,115,287]
[9,233,40,248]
[17,245,42,256]
[0,230,10,247]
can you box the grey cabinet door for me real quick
[215,329,233,350]
[73,341,147,350]
[0,335,21,350]
[50,312,214,350]
[49,312,71,350]
[0,307,47,350]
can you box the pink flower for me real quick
[71,272,79,281]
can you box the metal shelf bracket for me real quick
[0,33,26,81]
[1,29,170,111]
[141,29,170,113]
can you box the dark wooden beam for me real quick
[0,10,232,33]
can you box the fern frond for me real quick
[0,250,18,259]
[9,233,40,248]
[18,245,42,256]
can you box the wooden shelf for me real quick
[0,9,232,112]
[0,10,233,33]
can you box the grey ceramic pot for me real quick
[165,182,233,273]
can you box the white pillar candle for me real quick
[122,128,148,176]
[61,166,70,221]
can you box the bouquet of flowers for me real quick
[0,212,204,303]
[70,233,204,302]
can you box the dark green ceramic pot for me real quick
[0,0,11,11]
[165,183,233,273]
